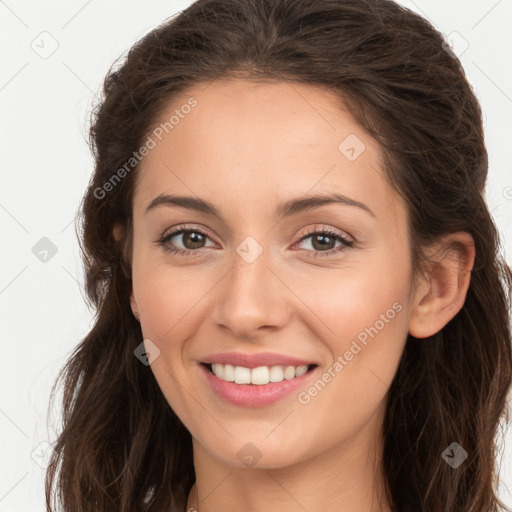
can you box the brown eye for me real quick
[178,231,207,250]
[309,233,337,251]
[295,227,354,257]
[156,226,216,256]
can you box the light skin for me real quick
[115,79,475,511]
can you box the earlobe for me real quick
[113,223,123,242]
[408,232,475,339]
[130,291,140,321]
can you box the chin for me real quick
[197,433,312,470]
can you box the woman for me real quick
[45,0,512,511]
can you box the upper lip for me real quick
[201,351,318,369]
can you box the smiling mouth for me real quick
[201,362,318,386]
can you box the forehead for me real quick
[132,78,402,222]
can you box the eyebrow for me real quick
[144,192,375,220]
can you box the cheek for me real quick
[288,271,410,450]
[131,263,211,418]
[299,259,411,390]
[303,260,410,337]
[133,250,213,342]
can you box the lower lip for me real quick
[199,363,318,407]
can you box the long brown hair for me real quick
[45,0,512,510]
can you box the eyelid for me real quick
[295,224,353,244]
[162,223,218,243]
[157,223,354,257]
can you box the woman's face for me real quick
[129,79,416,469]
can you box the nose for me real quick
[212,244,292,341]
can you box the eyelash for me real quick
[155,224,354,259]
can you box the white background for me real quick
[1,0,511,510]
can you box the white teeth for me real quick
[234,366,251,384]
[295,365,308,377]
[223,364,235,381]
[211,363,224,379]
[250,366,269,385]
[269,365,284,382]
[284,366,296,380]
[210,363,311,385]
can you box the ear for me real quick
[408,232,475,338]
[112,222,136,317]
[113,222,123,242]
[130,291,140,322]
